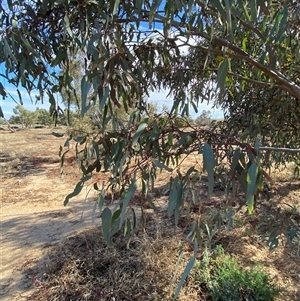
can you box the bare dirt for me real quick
[1,127,99,300]
[1,127,300,300]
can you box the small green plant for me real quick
[193,246,281,301]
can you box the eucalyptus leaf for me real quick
[216,58,229,97]
[174,257,195,299]
[132,123,147,146]
[81,76,92,117]
[202,143,216,196]
[102,207,112,244]
[246,163,258,214]
[152,158,173,172]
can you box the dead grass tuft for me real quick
[28,223,198,301]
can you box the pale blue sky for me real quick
[0,82,223,119]
[0,83,55,118]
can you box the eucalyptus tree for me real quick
[1,1,300,290]
[169,5,300,167]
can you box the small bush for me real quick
[193,246,281,301]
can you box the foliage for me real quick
[194,110,212,126]
[1,0,300,295]
[193,247,281,301]
[35,107,53,126]
[60,53,85,109]
[65,108,96,136]
[8,114,21,124]
[12,104,36,128]
[9,105,60,126]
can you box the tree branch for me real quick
[149,14,300,100]
[259,147,300,154]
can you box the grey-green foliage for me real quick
[8,114,21,124]
[60,54,85,108]
[61,53,134,131]
[12,104,36,128]
[194,110,212,126]
[10,106,56,126]
[35,108,53,126]
[1,2,300,293]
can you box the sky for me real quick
[0,84,52,118]
[0,84,223,120]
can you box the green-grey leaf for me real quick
[132,123,147,146]
[119,181,137,230]
[0,105,4,118]
[64,180,84,206]
[102,207,112,244]
[229,147,241,177]
[202,143,216,196]
[250,0,258,21]
[100,86,110,111]
[216,58,229,96]
[168,177,178,217]
[0,83,7,98]
[152,158,173,172]
[64,15,73,38]
[112,0,120,15]
[174,257,195,299]
[81,76,91,117]
[246,163,258,214]
[12,18,18,28]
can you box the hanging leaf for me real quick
[81,76,92,117]
[168,176,179,217]
[64,180,84,206]
[63,175,91,205]
[64,15,73,38]
[119,181,137,230]
[246,163,258,214]
[0,105,4,118]
[216,58,229,97]
[202,143,216,196]
[112,0,120,15]
[132,123,147,146]
[0,83,7,99]
[152,158,173,172]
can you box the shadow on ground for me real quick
[1,199,98,301]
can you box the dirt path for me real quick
[0,128,99,300]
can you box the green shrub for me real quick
[193,247,281,301]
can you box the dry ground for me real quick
[1,127,300,300]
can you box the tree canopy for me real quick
[1,1,300,290]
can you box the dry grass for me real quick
[28,221,199,301]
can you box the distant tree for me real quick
[66,109,95,136]
[8,115,21,124]
[195,110,212,126]
[12,105,36,128]
[35,108,53,126]
[60,54,85,109]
